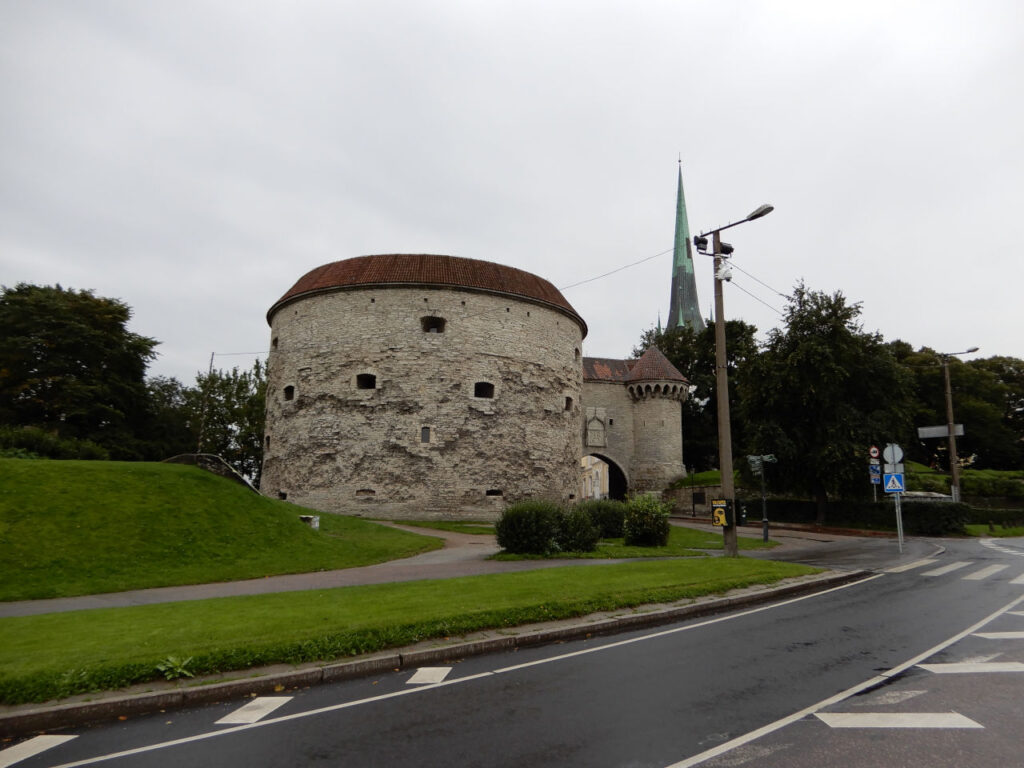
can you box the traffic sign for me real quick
[869,464,881,476]
[883,444,903,464]
[869,445,880,459]
[884,473,905,493]
[870,475,881,485]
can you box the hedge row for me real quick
[750,498,968,536]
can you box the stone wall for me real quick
[580,380,634,488]
[261,285,584,519]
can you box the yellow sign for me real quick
[711,499,728,527]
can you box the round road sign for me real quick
[883,443,904,464]
[869,445,880,459]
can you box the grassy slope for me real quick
[0,558,818,704]
[0,459,441,601]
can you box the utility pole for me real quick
[940,346,978,502]
[712,230,738,557]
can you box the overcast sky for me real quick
[2,1,1020,383]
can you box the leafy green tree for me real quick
[634,320,759,471]
[892,345,1023,471]
[738,282,913,523]
[0,284,157,458]
[185,361,266,484]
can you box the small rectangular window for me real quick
[474,382,495,398]
[485,489,503,497]
[421,426,431,443]
[564,396,573,411]
[284,385,295,401]
[421,316,446,333]
[357,373,376,390]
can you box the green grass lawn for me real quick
[0,459,441,601]
[0,558,818,705]
[965,523,1024,538]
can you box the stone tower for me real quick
[667,164,704,332]
[261,254,587,520]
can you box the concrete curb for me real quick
[0,569,868,739]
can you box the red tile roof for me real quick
[268,254,586,336]
[583,347,688,384]
[626,347,689,383]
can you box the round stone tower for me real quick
[261,254,587,520]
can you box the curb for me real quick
[0,569,868,739]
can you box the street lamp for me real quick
[694,203,774,557]
[939,346,979,502]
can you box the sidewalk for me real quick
[0,521,935,618]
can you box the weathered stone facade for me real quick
[261,254,586,519]
[262,254,689,519]
[581,348,689,498]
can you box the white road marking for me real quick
[1011,575,1024,585]
[885,559,937,573]
[919,662,1024,673]
[0,736,78,767]
[665,592,1024,768]
[852,689,926,706]
[215,696,292,724]
[815,712,982,729]
[974,631,1024,640]
[958,654,1000,664]
[981,539,1024,556]
[963,564,1009,581]
[407,667,452,685]
[44,574,885,768]
[921,561,973,577]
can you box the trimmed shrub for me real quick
[623,494,671,547]
[0,426,108,460]
[556,507,600,553]
[575,499,626,538]
[495,501,563,554]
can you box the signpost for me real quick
[883,443,905,553]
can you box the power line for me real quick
[559,248,673,291]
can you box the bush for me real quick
[757,498,968,535]
[575,499,626,538]
[556,507,600,553]
[495,501,563,554]
[0,426,108,460]
[623,494,671,547]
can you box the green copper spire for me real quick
[667,163,704,332]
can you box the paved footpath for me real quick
[0,521,934,618]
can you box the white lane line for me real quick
[407,667,451,685]
[981,539,1024,557]
[45,574,885,768]
[974,631,1024,640]
[1010,575,1024,585]
[919,662,1024,673]
[885,559,938,573]
[665,592,1024,768]
[0,735,78,767]
[815,712,982,729]
[921,561,973,577]
[964,565,1009,581]
[215,696,292,725]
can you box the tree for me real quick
[184,361,266,485]
[738,282,913,523]
[892,346,1024,471]
[0,284,157,458]
[635,320,759,471]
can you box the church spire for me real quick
[667,162,704,332]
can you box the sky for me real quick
[2,0,1021,384]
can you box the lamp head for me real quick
[966,346,979,354]
[746,204,774,221]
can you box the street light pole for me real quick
[940,346,979,502]
[695,203,773,558]
[712,229,737,556]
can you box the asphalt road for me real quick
[8,534,1024,768]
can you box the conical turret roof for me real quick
[625,347,689,383]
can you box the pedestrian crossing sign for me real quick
[883,473,905,493]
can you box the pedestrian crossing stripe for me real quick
[884,473,905,492]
